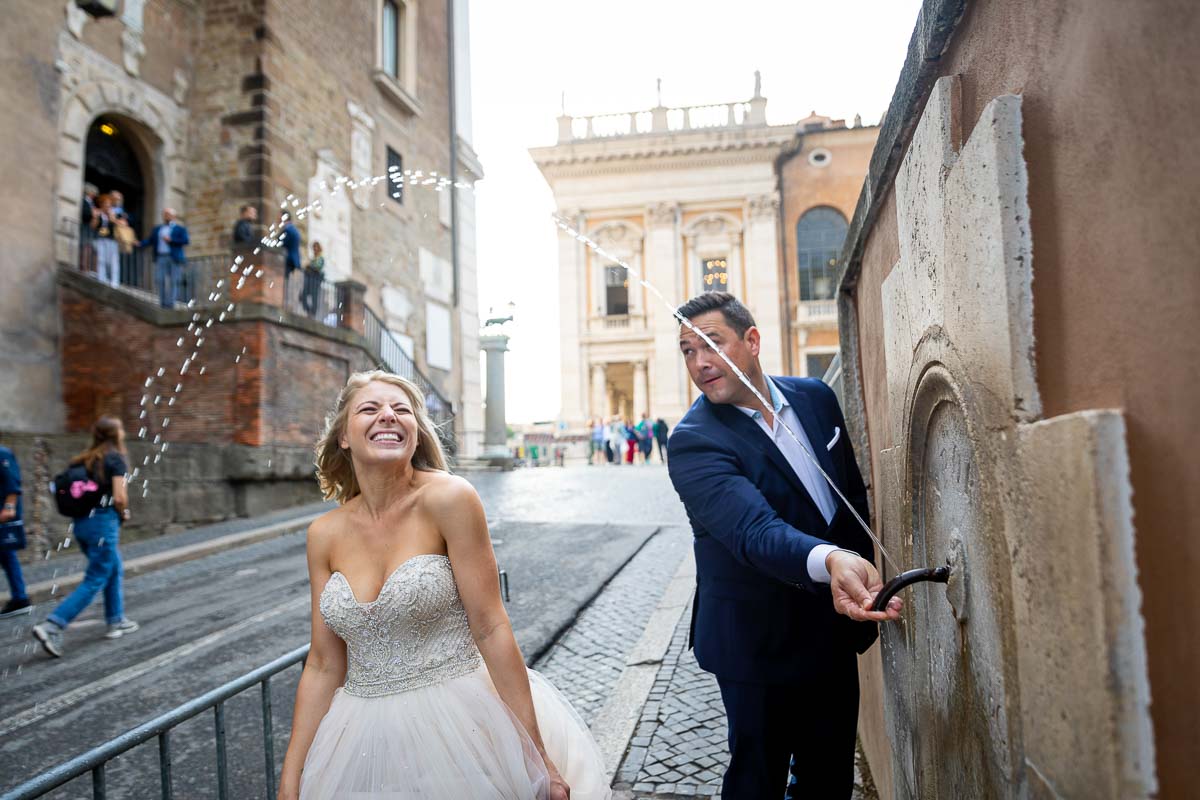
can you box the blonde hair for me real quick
[315,370,449,503]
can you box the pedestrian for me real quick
[302,241,325,317]
[0,444,30,619]
[80,183,98,272]
[623,418,637,465]
[140,207,190,308]
[90,193,120,287]
[636,413,654,464]
[31,416,139,658]
[653,417,669,463]
[607,417,625,465]
[666,292,900,798]
[232,204,258,245]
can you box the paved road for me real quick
[0,465,688,798]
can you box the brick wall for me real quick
[59,270,374,449]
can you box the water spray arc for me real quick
[552,214,953,604]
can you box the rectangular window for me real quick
[807,352,836,380]
[605,265,629,316]
[702,257,729,292]
[425,301,453,371]
[382,0,400,78]
[387,147,403,205]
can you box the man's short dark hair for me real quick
[676,292,757,338]
[241,204,254,214]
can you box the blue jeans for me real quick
[1,548,27,601]
[49,509,124,627]
[155,255,180,309]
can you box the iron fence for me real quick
[282,269,340,329]
[59,217,229,309]
[0,644,309,800]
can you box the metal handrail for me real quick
[1,644,310,800]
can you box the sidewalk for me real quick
[6,501,333,603]
[535,525,878,800]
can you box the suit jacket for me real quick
[667,375,877,685]
[141,223,190,262]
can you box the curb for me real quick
[14,512,323,605]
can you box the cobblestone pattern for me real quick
[614,602,876,800]
[534,525,692,725]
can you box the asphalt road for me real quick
[0,465,688,799]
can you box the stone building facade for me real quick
[531,79,877,430]
[775,115,877,376]
[0,0,483,452]
[835,1,1198,797]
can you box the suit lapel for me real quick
[708,400,819,513]
[779,382,841,487]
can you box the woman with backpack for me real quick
[32,417,138,658]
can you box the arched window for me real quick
[796,206,848,300]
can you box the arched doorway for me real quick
[84,115,148,237]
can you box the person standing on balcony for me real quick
[0,444,31,619]
[81,183,98,227]
[302,241,325,318]
[279,213,303,295]
[79,183,98,273]
[90,194,120,288]
[141,208,190,309]
[232,204,258,245]
[31,417,139,658]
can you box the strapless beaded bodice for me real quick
[319,554,481,697]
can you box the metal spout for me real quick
[871,565,952,612]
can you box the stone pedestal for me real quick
[228,244,286,308]
[480,332,512,466]
[336,279,367,336]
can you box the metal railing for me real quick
[282,269,340,329]
[58,217,228,309]
[1,644,309,800]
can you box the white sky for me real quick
[468,0,923,424]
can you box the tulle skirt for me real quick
[299,666,610,799]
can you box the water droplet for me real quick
[168,397,176,406]
[153,395,161,404]
[138,426,147,438]
[162,418,170,428]
[156,367,165,377]
[199,366,207,375]
[153,434,161,445]
[174,383,182,392]
[176,337,184,347]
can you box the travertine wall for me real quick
[843,1,1198,796]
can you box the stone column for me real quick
[591,362,607,420]
[746,194,784,375]
[480,332,511,460]
[633,361,648,417]
[336,279,368,336]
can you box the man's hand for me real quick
[826,550,902,622]
[0,508,14,524]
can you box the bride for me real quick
[278,371,609,799]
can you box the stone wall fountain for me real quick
[871,77,1156,798]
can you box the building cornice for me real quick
[531,124,795,173]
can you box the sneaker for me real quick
[32,622,64,658]
[0,598,32,619]
[104,618,140,639]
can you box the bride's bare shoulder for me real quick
[306,504,352,549]
[417,471,476,502]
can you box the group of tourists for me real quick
[588,413,668,465]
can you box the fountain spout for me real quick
[871,565,951,612]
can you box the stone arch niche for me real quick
[875,77,1156,798]
[54,31,188,263]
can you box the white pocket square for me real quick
[826,426,841,450]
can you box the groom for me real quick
[666,292,901,799]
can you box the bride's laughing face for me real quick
[340,381,420,468]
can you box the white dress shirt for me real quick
[734,377,844,584]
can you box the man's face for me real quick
[246,207,258,221]
[679,310,760,406]
[162,208,175,223]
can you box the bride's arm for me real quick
[431,477,571,797]
[278,520,347,800]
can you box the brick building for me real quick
[0,0,484,536]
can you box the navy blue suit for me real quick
[667,376,876,799]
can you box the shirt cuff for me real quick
[807,544,864,584]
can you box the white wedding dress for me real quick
[299,554,610,799]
